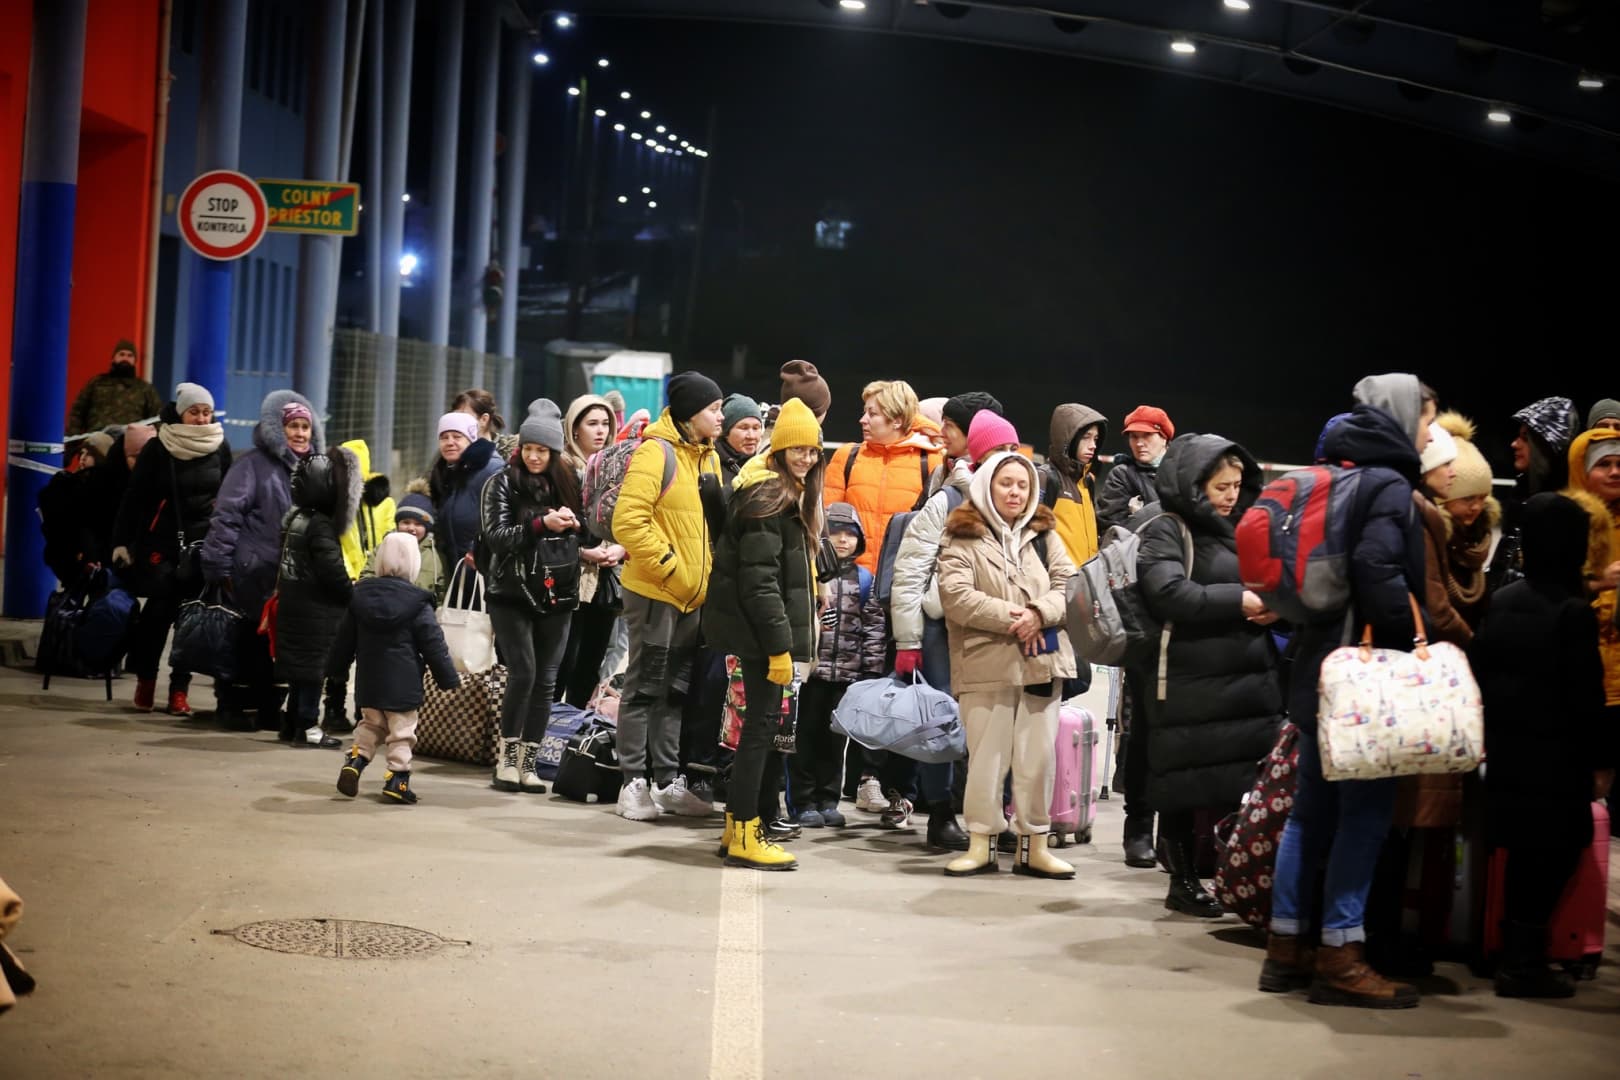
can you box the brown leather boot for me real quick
[1307,942,1419,1009]
[1258,933,1315,993]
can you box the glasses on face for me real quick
[786,447,821,461]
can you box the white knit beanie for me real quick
[375,530,422,583]
[1419,421,1457,474]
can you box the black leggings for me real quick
[489,602,571,742]
[557,602,618,706]
[728,656,783,822]
[129,569,191,691]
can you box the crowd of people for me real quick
[42,341,1619,1012]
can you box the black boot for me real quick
[1123,815,1157,869]
[336,747,370,798]
[926,804,970,852]
[1495,921,1576,999]
[1163,836,1223,918]
[382,769,418,804]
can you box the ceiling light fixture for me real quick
[1171,37,1197,55]
[620,91,632,100]
[593,108,607,118]
[1578,71,1605,90]
[567,87,580,97]
[613,123,625,132]
[596,58,610,68]
[1486,107,1512,123]
[531,51,549,66]
[1223,0,1251,10]
[839,1,868,10]
[554,14,573,30]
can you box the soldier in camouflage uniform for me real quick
[66,339,163,441]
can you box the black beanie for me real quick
[667,370,723,423]
[942,392,1003,434]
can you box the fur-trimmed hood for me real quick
[291,445,363,535]
[1557,486,1616,582]
[253,389,326,467]
[944,500,1056,541]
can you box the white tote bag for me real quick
[1317,594,1484,781]
[438,563,497,674]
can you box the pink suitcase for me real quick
[1048,706,1099,848]
[1483,802,1610,976]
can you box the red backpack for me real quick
[1235,465,1365,625]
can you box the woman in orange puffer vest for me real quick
[824,380,943,578]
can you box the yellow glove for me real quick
[766,652,794,687]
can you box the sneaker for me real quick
[879,788,913,829]
[794,808,826,828]
[688,777,716,804]
[766,817,802,842]
[616,778,662,821]
[166,691,192,716]
[819,802,847,827]
[652,774,717,817]
[293,725,342,749]
[855,777,890,813]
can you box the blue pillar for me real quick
[372,0,416,477]
[463,0,500,362]
[5,0,87,618]
[425,0,466,435]
[293,0,348,418]
[183,0,248,403]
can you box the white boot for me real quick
[944,832,997,877]
[518,741,547,794]
[1014,832,1075,880]
[492,737,521,792]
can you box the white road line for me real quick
[709,868,764,1080]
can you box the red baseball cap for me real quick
[1121,405,1174,439]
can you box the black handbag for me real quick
[170,583,246,682]
[552,721,622,803]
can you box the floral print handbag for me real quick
[720,654,799,754]
[1316,594,1484,782]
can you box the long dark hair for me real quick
[452,388,505,434]
[736,449,824,539]
[509,445,582,515]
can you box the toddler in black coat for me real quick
[1470,492,1612,998]
[328,532,461,804]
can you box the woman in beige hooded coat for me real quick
[937,451,1079,879]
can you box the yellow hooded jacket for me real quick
[339,439,397,581]
[1563,427,1620,705]
[613,409,722,613]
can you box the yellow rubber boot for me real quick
[725,816,798,871]
[1014,833,1075,879]
[944,832,997,877]
[715,812,735,859]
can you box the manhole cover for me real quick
[215,919,456,959]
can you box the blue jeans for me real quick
[1269,724,1397,946]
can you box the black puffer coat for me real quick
[702,474,817,663]
[112,413,232,574]
[275,448,362,683]
[1097,455,1160,533]
[1472,493,1606,849]
[1131,434,1283,813]
[326,576,460,712]
[479,461,582,613]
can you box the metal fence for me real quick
[327,328,516,482]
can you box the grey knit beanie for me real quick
[518,398,565,451]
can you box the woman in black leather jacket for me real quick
[480,400,584,795]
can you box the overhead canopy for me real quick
[558,0,1620,180]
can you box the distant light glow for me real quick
[1170,37,1196,54]
[839,0,867,10]
[399,253,419,277]
[532,51,549,66]
[554,14,573,29]
[656,124,667,133]
[594,108,607,118]
[648,201,658,209]
[620,90,632,100]
[641,186,652,194]
[596,58,610,68]
[618,195,628,204]
[640,110,651,119]
[567,87,580,97]
[1578,73,1605,90]
[613,123,625,132]
[631,132,643,140]
[1223,0,1251,10]
[1487,108,1512,123]
[401,192,411,203]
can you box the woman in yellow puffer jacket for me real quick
[1562,427,1620,720]
[339,439,396,580]
[610,371,726,823]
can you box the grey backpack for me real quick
[1065,511,1192,692]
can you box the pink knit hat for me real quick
[967,410,1020,464]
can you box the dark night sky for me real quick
[520,15,1618,466]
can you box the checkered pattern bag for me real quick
[415,664,507,766]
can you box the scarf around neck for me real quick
[158,421,224,461]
